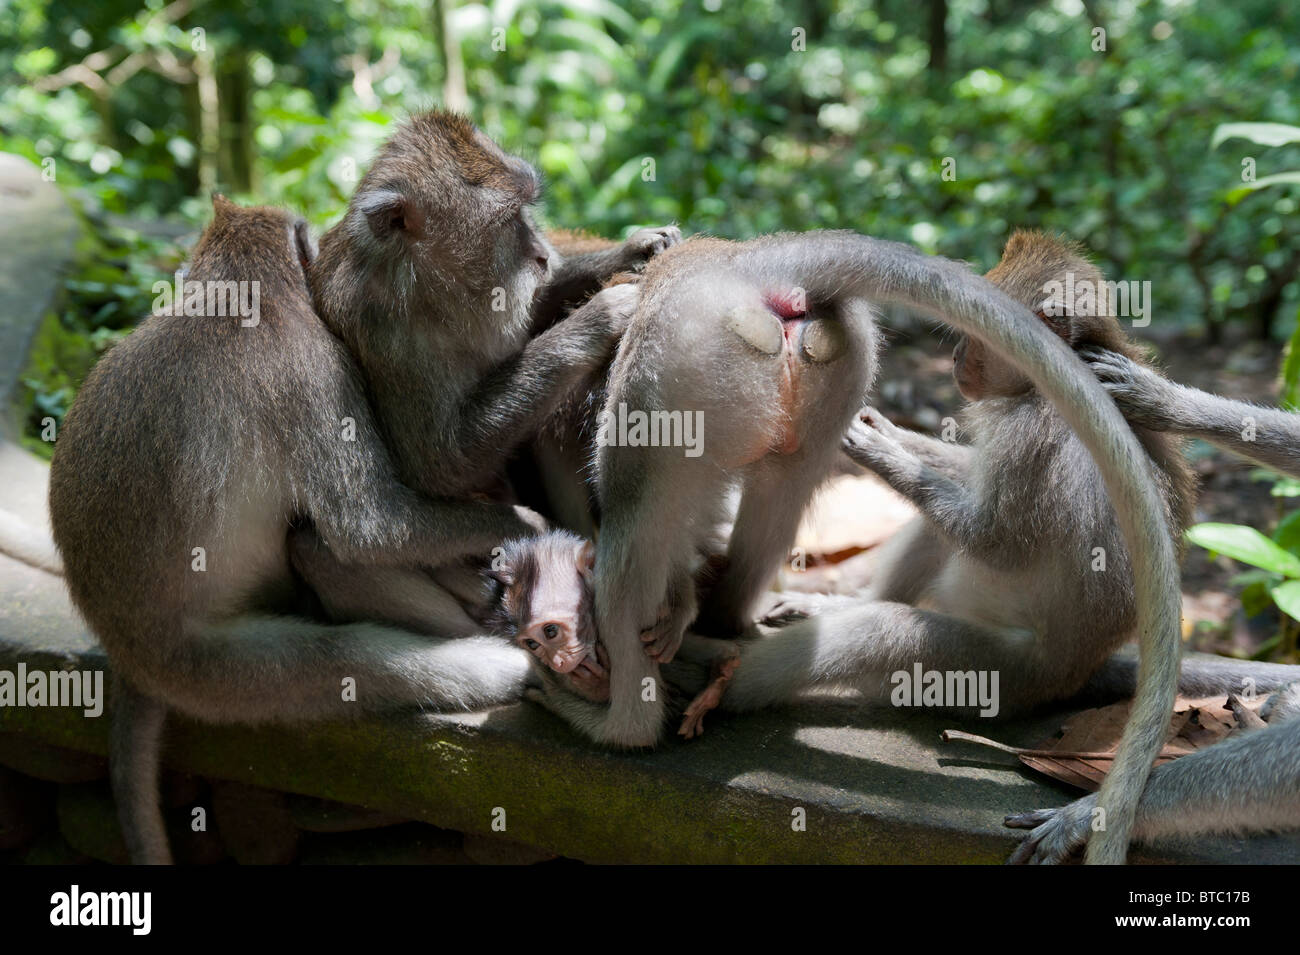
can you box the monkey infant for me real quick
[480,529,737,735]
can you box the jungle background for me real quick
[2,0,1299,661]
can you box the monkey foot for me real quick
[677,649,741,740]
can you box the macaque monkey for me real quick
[49,112,677,864]
[999,351,1300,863]
[481,530,610,703]
[479,529,737,735]
[528,228,1189,864]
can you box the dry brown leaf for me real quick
[943,692,1267,792]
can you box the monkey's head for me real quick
[954,230,1137,401]
[191,195,316,297]
[336,111,550,327]
[485,530,599,677]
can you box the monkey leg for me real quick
[719,601,1054,716]
[132,615,532,726]
[110,674,171,864]
[1081,651,1300,703]
[697,450,844,636]
[592,416,738,745]
[288,526,481,639]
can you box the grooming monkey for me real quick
[50,112,677,864]
[684,233,1299,705]
[994,351,1300,864]
[521,229,1188,864]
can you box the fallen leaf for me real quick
[942,692,1267,792]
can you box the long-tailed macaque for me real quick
[524,229,1191,864]
[999,351,1300,864]
[49,111,677,864]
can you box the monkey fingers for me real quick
[842,416,911,472]
[622,225,683,266]
[678,648,742,739]
[640,607,681,663]
[563,644,611,703]
[1004,795,1095,865]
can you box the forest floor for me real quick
[813,318,1296,664]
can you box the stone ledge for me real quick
[2,550,1298,863]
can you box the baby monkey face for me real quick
[492,532,610,702]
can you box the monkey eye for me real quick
[524,639,539,651]
[543,624,560,640]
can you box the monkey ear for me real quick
[292,219,317,271]
[358,189,425,241]
[576,540,596,581]
[1034,298,1075,344]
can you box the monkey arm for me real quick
[1086,346,1300,478]
[532,226,682,332]
[1178,399,1300,477]
[883,429,974,480]
[456,284,637,467]
[842,417,1022,569]
[846,407,973,480]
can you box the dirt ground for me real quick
[800,317,1294,663]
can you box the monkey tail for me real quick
[0,507,63,575]
[110,675,171,864]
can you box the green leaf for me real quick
[1274,510,1300,556]
[1240,578,1277,618]
[1272,478,1300,498]
[1283,305,1300,412]
[1268,580,1300,622]
[1186,522,1300,577]
[1212,122,1300,149]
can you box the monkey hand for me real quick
[561,642,611,703]
[583,282,641,345]
[620,225,683,269]
[843,407,914,474]
[1080,346,1181,431]
[641,601,687,664]
[760,590,859,626]
[1003,794,1097,864]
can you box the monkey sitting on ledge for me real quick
[995,350,1300,864]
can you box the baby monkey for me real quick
[481,530,738,736]
[482,532,609,703]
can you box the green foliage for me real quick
[1188,514,1300,658]
[3,0,1300,447]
